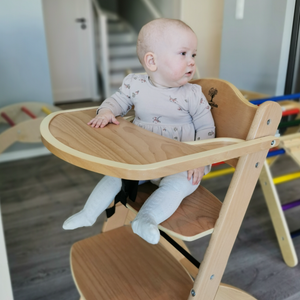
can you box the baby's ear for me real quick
[144,52,157,72]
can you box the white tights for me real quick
[63,172,200,244]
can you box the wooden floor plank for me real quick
[1,151,300,300]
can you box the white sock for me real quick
[63,176,122,230]
[131,213,160,244]
[131,172,199,244]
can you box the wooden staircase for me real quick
[105,12,145,95]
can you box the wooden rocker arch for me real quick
[40,78,282,300]
[258,99,300,268]
[0,102,60,154]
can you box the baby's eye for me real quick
[180,52,186,56]
[192,54,197,58]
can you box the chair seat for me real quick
[71,226,193,300]
[127,182,222,241]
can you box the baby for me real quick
[63,18,215,244]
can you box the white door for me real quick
[43,0,98,103]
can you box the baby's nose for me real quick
[188,58,195,66]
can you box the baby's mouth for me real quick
[186,71,192,75]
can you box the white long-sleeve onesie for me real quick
[99,73,215,143]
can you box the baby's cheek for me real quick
[169,68,182,79]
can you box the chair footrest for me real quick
[71,226,193,300]
[127,182,222,241]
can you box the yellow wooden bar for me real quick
[41,106,52,115]
[273,171,300,185]
[203,167,235,180]
[205,166,300,185]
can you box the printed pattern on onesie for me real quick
[99,73,215,143]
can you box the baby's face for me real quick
[152,27,197,88]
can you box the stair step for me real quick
[96,42,137,59]
[109,45,137,57]
[110,57,142,71]
[109,33,137,45]
[102,10,119,21]
[110,72,127,85]
[95,10,145,95]
[108,22,131,34]
[110,85,121,95]
[110,68,146,86]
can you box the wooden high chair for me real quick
[40,78,282,300]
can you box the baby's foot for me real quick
[63,210,95,230]
[131,214,160,244]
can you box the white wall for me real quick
[181,0,224,78]
[219,0,294,95]
[0,0,53,161]
[0,0,53,108]
[152,0,181,19]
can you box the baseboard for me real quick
[0,147,51,163]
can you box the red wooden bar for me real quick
[282,108,300,117]
[21,106,37,119]
[1,112,15,126]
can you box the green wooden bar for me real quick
[278,119,300,129]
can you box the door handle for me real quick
[76,18,87,29]
[76,18,86,23]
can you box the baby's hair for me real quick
[136,18,194,66]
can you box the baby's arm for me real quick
[190,110,215,184]
[88,108,119,128]
[88,74,135,128]
[88,90,132,128]
[188,86,216,184]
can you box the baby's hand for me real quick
[88,109,120,128]
[187,166,205,185]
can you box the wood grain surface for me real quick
[71,226,193,300]
[41,108,278,180]
[127,182,222,241]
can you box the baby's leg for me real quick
[63,176,122,230]
[131,172,200,244]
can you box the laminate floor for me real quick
[1,139,300,300]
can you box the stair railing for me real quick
[91,0,110,98]
[141,0,161,19]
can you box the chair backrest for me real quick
[192,78,258,168]
[192,78,257,140]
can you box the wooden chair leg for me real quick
[102,203,129,233]
[189,149,271,300]
[215,284,256,300]
[124,208,136,225]
[259,160,298,267]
